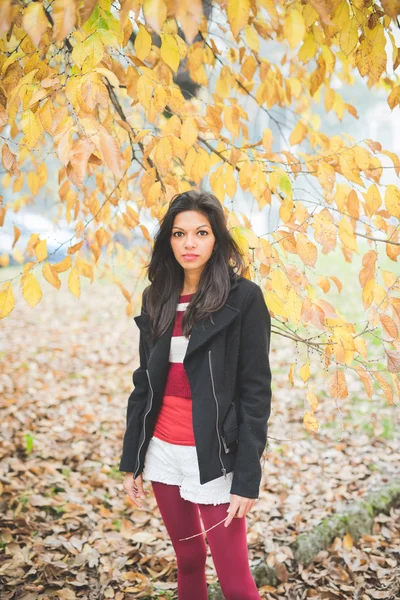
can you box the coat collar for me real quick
[133,275,240,359]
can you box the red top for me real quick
[153,292,196,445]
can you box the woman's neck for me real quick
[181,276,199,295]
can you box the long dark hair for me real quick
[143,190,246,340]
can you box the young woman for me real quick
[119,190,272,600]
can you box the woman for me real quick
[119,190,272,600]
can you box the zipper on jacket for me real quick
[133,369,153,479]
[208,350,227,479]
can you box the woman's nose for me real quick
[184,238,196,247]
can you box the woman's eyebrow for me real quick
[172,225,210,230]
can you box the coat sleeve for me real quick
[119,288,150,473]
[230,283,272,499]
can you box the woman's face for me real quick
[170,210,216,275]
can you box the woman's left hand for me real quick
[225,494,257,527]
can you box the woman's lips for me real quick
[183,254,199,260]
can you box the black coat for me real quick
[119,274,272,499]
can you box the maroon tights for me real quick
[151,481,261,600]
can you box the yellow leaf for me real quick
[304,412,319,432]
[153,136,173,176]
[338,217,358,253]
[381,150,400,176]
[94,67,120,88]
[353,146,370,170]
[317,161,335,192]
[384,185,400,219]
[288,363,294,387]
[380,315,398,339]
[362,278,375,309]
[388,85,400,110]
[12,225,21,248]
[284,9,305,50]
[373,283,387,308]
[227,0,250,37]
[265,291,285,317]
[333,327,357,355]
[72,41,87,69]
[76,257,93,280]
[317,276,330,293]
[238,226,260,249]
[35,239,48,262]
[174,0,203,44]
[146,181,161,206]
[137,74,155,108]
[356,29,386,83]
[52,0,76,42]
[340,18,358,57]
[328,370,348,399]
[1,50,25,74]
[285,288,302,325]
[21,110,43,148]
[97,28,120,49]
[230,226,249,255]
[262,128,273,153]
[99,127,124,178]
[134,24,152,61]
[298,32,316,63]
[1,143,18,173]
[363,183,381,216]
[181,117,198,149]
[37,163,48,186]
[372,372,393,404]
[343,532,353,550]
[143,0,167,33]
[382,270,399,288]
[21,272,42,307]
[300,360,310,383]
[81,33,104,69]
[27,172,40,196]
[42,263,61,289]
[355,367,373,398]
[271,268,291,300]
[296,234,317,267]
[68,267,81,298]
[289,121,307,146]
[339,151,363,186]
[23,1,49,47]
[306,391,318,411]
[245,25,259,52]
[386,350,400,374]
[160,33,180,72]
[0,252,10,268]
[0,282,15,319]
[68,240,85,254]
[52,255,72,273]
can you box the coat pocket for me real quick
[221,401,239,453]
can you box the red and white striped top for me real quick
[163,292,195,398]
[153,292,196,445]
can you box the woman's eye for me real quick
[172,231,208,237]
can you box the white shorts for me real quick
[142,436,233,505]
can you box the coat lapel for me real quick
[133,277,240,362]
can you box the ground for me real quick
[0,256,399,599]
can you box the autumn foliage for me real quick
[0,0,400,428]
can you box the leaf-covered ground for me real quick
[0,267,399,599]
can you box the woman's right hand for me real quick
[123,472,150,508]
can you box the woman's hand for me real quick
[123,472,149,508]
[225,494,257,527]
